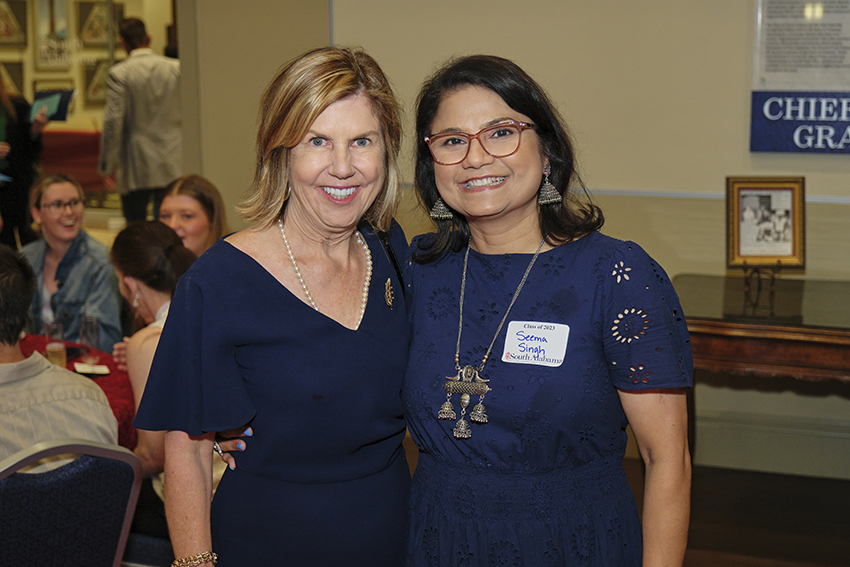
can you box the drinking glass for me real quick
[79,316,100,364]
[44,322,67,367]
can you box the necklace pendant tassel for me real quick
[470,401,488,424]
[453,418,472,439]
[438,398,456,420]
[438,239,546,441]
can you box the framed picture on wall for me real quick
[726,176,805,269]
[0,1,27,48]
[77,1,124,48]
[82,58,110,107]
[34,0,70,71]
[0,60,23,93]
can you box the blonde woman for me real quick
[134,47,410,566]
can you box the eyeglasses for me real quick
[42,198,83,213]
[424,121,535,165]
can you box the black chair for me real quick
[0,438,142,567]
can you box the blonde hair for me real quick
[163,174,230,253]
[238,46,402,231]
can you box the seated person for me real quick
[159,174,230,258]
[0,244,117,472]
[20,174,122,351]
[110,221,227,537]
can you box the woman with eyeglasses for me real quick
[20,174,122,350]
[402,55,693,566]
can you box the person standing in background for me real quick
[98,18,181,222]
[0,77,48,248]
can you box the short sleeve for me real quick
[601,241,693,391]
[133,271,257,434]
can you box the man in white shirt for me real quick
[0,245,117,472]
[98,18,182,222]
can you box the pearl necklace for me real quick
[277,218,372,328]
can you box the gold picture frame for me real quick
[726,176,805,269]
[34,0,70,71]
[0,1,28,48]
[81,58,110,107]
[77,1,124,48]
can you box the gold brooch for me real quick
[384,278,394,309]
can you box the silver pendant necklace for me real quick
[277,218,372,329]
[438,239,545,439]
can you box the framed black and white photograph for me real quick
[726,176,805,269]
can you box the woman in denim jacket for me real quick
[21,174,121,351]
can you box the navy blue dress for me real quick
[134,224,411,566]
[402,232,693,566]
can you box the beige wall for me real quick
[177,0,329,227]
[331,0,850,479]
[180,0,850,478]
[332,0,849,278]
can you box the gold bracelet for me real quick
[171,551,218,567]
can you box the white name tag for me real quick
[502,321,569,367]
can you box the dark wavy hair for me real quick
[413,55,603,263]
[0,244,36,345]
[111,221,196,297]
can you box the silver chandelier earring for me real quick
[132,293,140,308]
[538,163,562,205]
[429,198,454,220]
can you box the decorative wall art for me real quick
[0,60,23,93]
[82,58,110,107]
[35,0,70,71]
[77,1,124,48]
[0,1,27,48]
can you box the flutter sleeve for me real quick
[133,271,257,434]
[601,241,694,391]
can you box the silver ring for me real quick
[213,441,224,458]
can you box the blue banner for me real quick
[750,91,850,153]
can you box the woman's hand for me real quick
[0,142,10,159]
[214,426,253,470]
[30,106,49,138]
[112,337,130,372]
